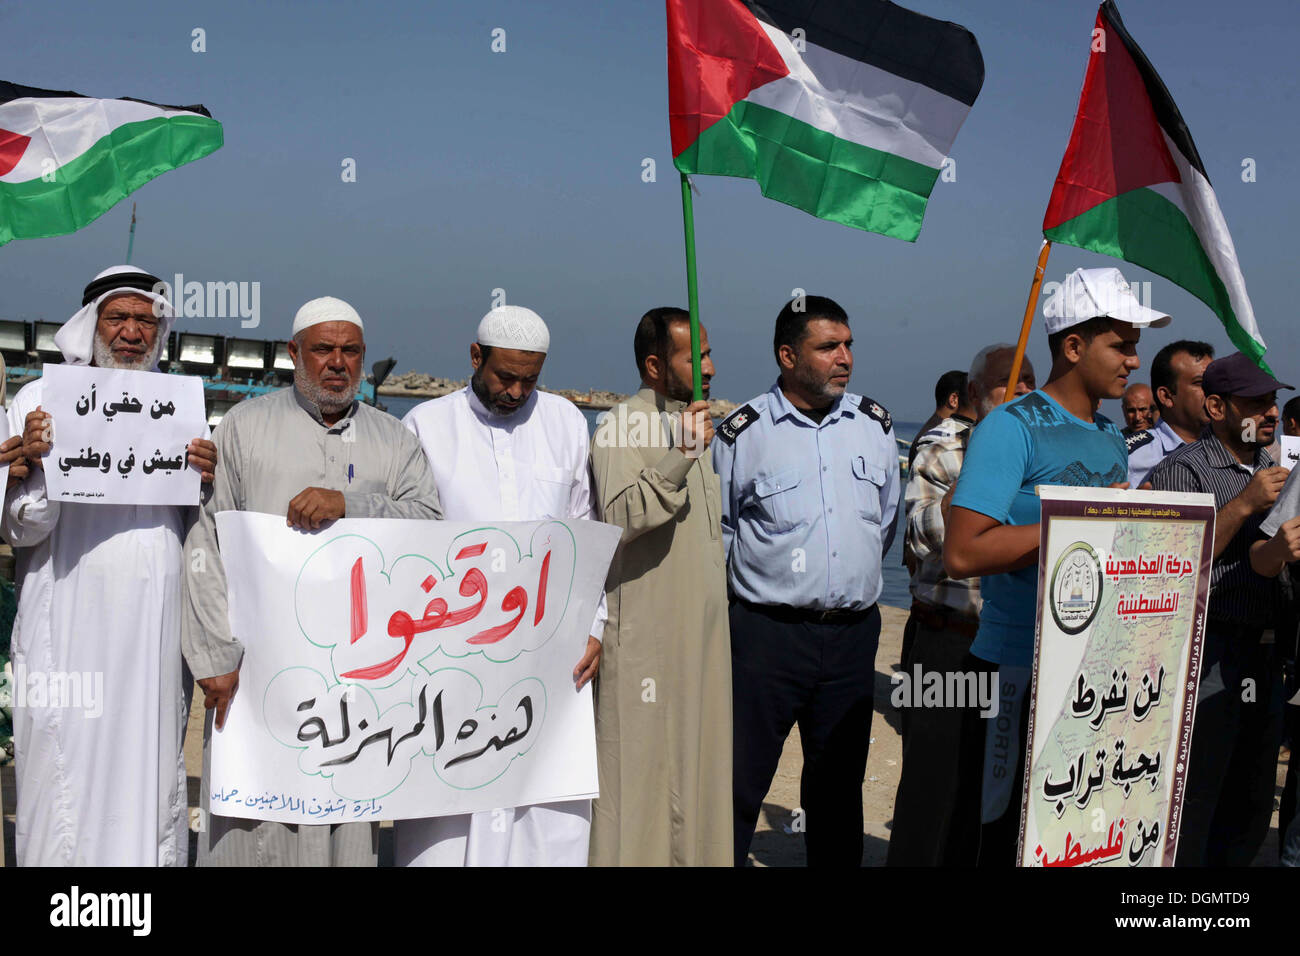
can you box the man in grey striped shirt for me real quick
[887,344,1034,866]
[1148,351,1292,866]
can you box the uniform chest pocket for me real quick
[752,468,805,533]
[531,463,575,518]
[851,456,886,523]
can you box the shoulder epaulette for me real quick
[858,395,892,433]
[718,403,760,445]
[1125,430,1156,454]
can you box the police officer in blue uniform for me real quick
[713,295,900,867]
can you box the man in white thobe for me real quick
[395,306,604,866]
[3,265,217,866]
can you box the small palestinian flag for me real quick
[0,81,223,247]
[667,0,983,241]
[1043,2,1265,364]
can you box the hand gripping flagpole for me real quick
[679,173,704,403]
[1003,240,1052,403]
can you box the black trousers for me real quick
[977,673,1031,867]
[886,615,988,866]
[1175,627,1284,867]
[730,600,880,867]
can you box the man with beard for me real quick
[4,265,216,865]
[394,305,605,866]
[588,306,732,865]
[1149,352,1292,865]
[714,294,900,867]
[182,296,442,866]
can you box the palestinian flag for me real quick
[667,0,983,241]
[0,81,223,247]
[1043,2,1265,364]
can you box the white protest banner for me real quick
[1279,435,1300,471]
[41,364,205,505]
[1019,487,1215,867]
[209,511,620,823]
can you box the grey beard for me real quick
[790,361,845,405]
[92,336,164,371]
[294,365,357,415]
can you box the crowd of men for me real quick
[896,267,1300,868]
[3,261,1297,867]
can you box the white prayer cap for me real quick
[55,264,175,366]
[476,306,549,354]
[292,296,365,337]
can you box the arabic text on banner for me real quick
[1019,487,1215,867]
[209,512,621,823]
[42,364,205,506]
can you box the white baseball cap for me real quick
[1044,267,1171,334]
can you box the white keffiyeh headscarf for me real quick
[54,264,176,367]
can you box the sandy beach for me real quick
[2,603,1285,866]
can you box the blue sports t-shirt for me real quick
[951,389,1127,667]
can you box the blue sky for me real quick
[3,0,1298,422]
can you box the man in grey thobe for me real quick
[182,297,442,865]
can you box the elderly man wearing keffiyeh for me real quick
[3,265,217,866]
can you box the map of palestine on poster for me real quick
[1019,486,1216,867]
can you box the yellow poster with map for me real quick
[1019,486,1215,867]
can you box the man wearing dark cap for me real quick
[1148,351,1293,866]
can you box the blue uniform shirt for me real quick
[951,389,1126,668]
[712,382,901,611]
[1125,419,1185,488]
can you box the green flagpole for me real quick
[679,172,704,403]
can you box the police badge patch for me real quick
[1125,430,1155,454]
[859,396,892,433]
[718,403,759,445]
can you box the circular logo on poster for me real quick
[1049,542,1103,635]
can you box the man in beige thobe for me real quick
[588,307,731,866]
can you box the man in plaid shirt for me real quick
[887,344,1035,866]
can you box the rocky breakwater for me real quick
[380,372,736,417]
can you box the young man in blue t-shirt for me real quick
[943,266,1171,865]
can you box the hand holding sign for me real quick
[22,407,51,470]
[286,486,346,530]
[188,438,218,484]
[1240,466,1288,514]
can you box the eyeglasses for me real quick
[100,313,161,331]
